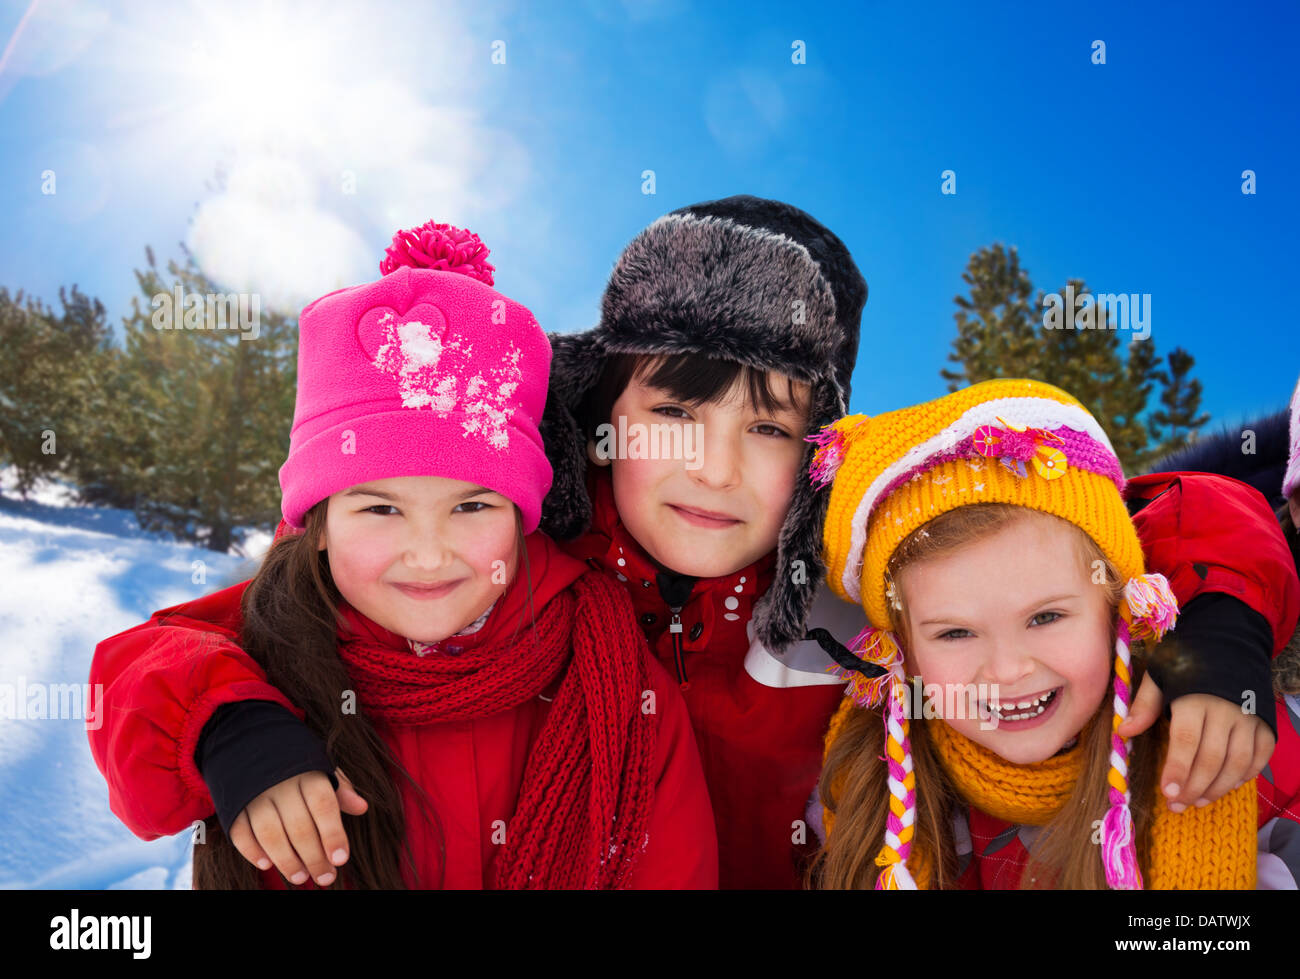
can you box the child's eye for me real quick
[363,504,398,516]
[751,423,789,438]
[652,405,691,420]
[1030,611,1062,627]
[455,501,493,514]
[937,628,972,641]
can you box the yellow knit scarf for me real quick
[926,719,1259,889]
[821,700,1259,889]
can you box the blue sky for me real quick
[2,0,1297,430]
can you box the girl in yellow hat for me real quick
[810,379,1300,889]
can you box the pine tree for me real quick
[943,249,1202,472]
[0,285,114,493]
[73,249,297,551]
[941,244,1037,390]
[1148,347,1209,457]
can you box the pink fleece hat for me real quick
[1285,372,1300,502]
[278,222,553,531]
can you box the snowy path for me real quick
[0,470,268,889]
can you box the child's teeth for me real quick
[990,690,1055,720]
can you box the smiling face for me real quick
[895,509,1115,765]
[589,364,811,579]
[318,475,519,644]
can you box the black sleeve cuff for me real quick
[1145,592,1277,738]
[195,700,338,836]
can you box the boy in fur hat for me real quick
[92,199,1293,889]
[537,196,870,886]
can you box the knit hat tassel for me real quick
[1121,572,1179,642]
[876,858,917,890]
[873,685,918,889]
[1097,575,1177,890]
[837,624,905,709]
[807,415,871,490]
[1101,615,1146,890]
[1101,799,1143,890]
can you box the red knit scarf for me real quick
[336,572,657,889]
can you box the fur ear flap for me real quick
[538,330,608,540]
[538,391,590,541]
[752,378,847,652]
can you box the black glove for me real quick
[1145,592,1276,738]
[195,699,338,836]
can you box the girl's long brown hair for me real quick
[192,500,533,889]
[810,504,1162,889]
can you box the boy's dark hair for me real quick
[577,351,806,437]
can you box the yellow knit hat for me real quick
[814,378,1145,632]
[808,378,1181,890]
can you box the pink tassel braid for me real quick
[1101,573,1178,889]
[834,624,918,889]
[1101,615,1143,889]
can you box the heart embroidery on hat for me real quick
[358,303,525,450]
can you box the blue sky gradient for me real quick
[2,0,1296,430]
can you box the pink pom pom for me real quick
[1123,573,1179,643]
[380,221,496,285]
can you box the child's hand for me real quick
[1117,676,1273,811]
[228,767,369,886]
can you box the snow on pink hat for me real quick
[278,221,552,531]
[1284,372,1300,501]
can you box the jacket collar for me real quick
[572,465,777,624]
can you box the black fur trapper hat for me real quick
[538,194,867,652]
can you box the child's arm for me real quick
[87,580,327,839]
[1119,471,1300,809]
[624,656,719,889]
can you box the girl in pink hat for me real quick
[89,222,717,889]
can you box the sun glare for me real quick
[184,6,340,151]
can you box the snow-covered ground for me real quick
[0,468,271,889]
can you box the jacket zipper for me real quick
[668,606,687,685]
[653,571,696,688]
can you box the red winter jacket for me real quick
[1127,471,1300,654]
[88,531,718,889]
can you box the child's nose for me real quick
[402,532,455,570]
[688,426,741,491]
[979,637,1035,688]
